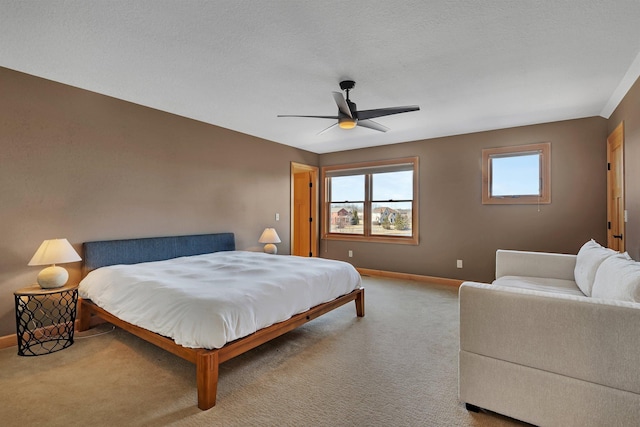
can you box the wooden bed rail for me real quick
[77,287,364,410]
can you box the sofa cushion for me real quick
[592,255,640,303]
[493,275,585,296]
[574,239,617,296]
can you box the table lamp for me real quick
[28,238,82,288]
[258,228,281,254]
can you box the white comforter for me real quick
[78,251,361,349]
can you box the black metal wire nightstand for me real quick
[14,283,78,356]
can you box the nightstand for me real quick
[14,283,79,356]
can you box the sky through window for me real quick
[491,153,540,196]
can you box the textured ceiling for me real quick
[2,1,640,154]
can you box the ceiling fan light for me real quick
[338,118,357,129]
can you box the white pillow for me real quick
[592,255,640,303]
[574,239,617,296]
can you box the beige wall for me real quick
[319,117,609,282]
[608,76,640,260]
[0,67,318,336]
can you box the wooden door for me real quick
[607,122,625,251]
[291,163,318,257]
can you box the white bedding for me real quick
[78,251,361,349]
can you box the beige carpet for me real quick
[0,276,527,427]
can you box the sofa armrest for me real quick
[495,249,576,280]
[459,282,640,394]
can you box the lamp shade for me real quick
[28,239,82,266]
[258,228,281,244]
[28,239,82,289]
[258,228,281,254]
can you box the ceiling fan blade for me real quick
[317,122,339,135]
[356,105,420,120]
[357,119,389,132]
[332,92,352,118]
[277,114,339,119]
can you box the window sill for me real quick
[323,233,419,245]
[482,196,551,205]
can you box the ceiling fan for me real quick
[277,80,420,134]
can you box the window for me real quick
[322,157,419,245]
[482,142,551,205]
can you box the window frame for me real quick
[482,142,551,205]
[321,157,419,245]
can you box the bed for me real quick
[76,233,364,410]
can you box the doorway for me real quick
[291,162,319,257]
[607,122,625,251]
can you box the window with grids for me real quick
[482,142,551,205]
[322,157,419,245]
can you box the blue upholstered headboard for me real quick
[82,233,235,276]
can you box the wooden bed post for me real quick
[77,298,91,332]
[355,288,365,317]
[196,350,219,410]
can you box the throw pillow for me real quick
[592,254,640,303]
[574,239,617,296]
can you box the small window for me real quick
[482,142,550,204]
[322,157,419,245]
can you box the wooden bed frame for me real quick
[75,233,364,410]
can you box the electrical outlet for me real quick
[348,250,353,258]
[275,213,279,221]
[457,259,463,268]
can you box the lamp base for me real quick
[263,244,278,254]
[37,265,69,288]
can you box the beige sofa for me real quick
[458,241,640,426]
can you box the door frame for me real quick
[290,162,319,256]
[607,121,625,251]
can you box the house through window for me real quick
[322,157,419,245]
